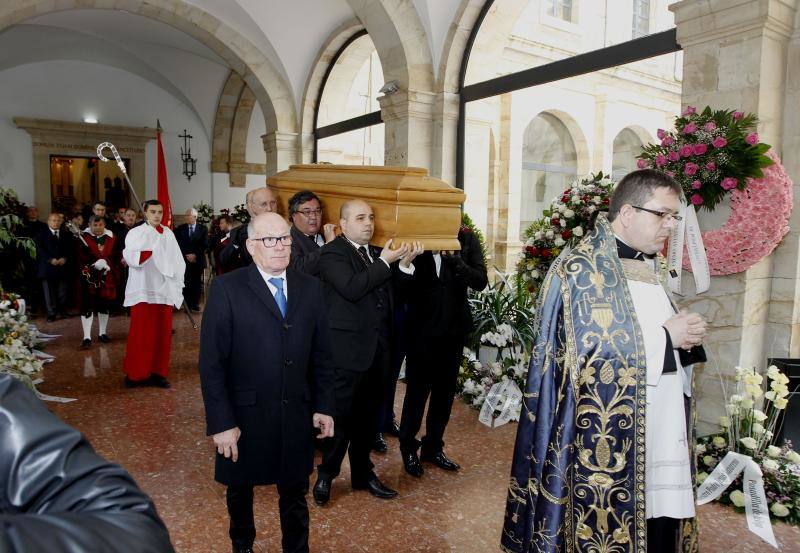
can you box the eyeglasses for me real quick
[631,205,683,222]
[296,208,323,218]
[250,235,292,248]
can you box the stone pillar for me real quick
[378,89,435,170]
[671,0,798,432]
[431,91,460,186]
[262,132,299,177]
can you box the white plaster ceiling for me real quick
[10,0,470,117]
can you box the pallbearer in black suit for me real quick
[200,213,335,553]
[288,190,336,277]
[175,208,208,311]
[399,227,488,477]
[313,199,423,506]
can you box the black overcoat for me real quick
[199,264,335,486]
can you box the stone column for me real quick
[378,89,435,170]
[262,132,300,177]
[671,0,798,432]
[431,91,460,186]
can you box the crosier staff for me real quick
[97,141,197,330]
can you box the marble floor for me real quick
[34,311,800,552]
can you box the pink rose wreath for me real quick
[638,106,793,276]
[683,149,792,275]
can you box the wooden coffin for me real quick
[268,164,466,250]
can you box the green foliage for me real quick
[467,271,535,354]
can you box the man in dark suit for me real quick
[288,190,336,277]
[35,212,72,321]
[313,199,423,506]
[210,214,234,275]
[220,187,278,270]
[175,208,208,311]
[200,212,335,553]
[398,228,488,477]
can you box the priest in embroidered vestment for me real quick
[501,170,708,553]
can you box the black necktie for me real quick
[357,245,372,265]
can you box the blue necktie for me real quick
[268,277,287,317]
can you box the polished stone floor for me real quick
[34,311,800,552]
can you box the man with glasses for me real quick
[221,187,279,271]
[200,212,335,553]
[502,170,707,553]
[288,190,336,276]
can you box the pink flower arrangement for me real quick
[637,106,772,211]
[637,158,648,169]
[712,136,728,148]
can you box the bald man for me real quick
[175,208,209,311]
[313,200,423,506]
[220,187,278,271]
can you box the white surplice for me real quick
[122,223,185,308]
[626,258,695,520]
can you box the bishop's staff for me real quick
[96,141,198,330]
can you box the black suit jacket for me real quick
[289,224,323,276]
[199,265,335,486]
[175,223,208,269]
[318,236,409,373]
[403,230,488,339]
[34,227,72,279]
[219,225,252,270]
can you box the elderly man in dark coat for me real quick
[200,212,335,553]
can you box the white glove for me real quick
[93,259,110,272]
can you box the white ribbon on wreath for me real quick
[479,379,522,428]
[667,195,710,295]
[696,451,778,548]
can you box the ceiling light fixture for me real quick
[83,116,98,124]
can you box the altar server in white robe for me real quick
[609,171,708,553]
[122,199,185,389]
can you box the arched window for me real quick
[612,128,644,182]
[315,32,384,165]
[520,113,577,237]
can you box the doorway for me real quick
[49,155,131,216]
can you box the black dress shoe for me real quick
[421,450,460,471]
[98,334,110,343]
[401,450,424,477]
[352,475,398,499]
[386,420,401,437]
[372,433,388,453]
[232,546,254,553]
[148,374,171,388]
[313,475,331,505]
[46,314,56,322]
[124,376,146,388]
[80,338,91,350]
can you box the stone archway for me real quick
[300,19,365,163]
[345,0,436,169]
[0,0,298,175]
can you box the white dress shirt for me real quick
[256,266,288,302]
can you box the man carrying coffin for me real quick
[288,190,336,277]
[313,199,423,505]
[200,213,335,553]
[76,215,120,348]
[501,170,707,553]
[121,200,185,389]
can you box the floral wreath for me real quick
[638,106,791,276]
[682,149,791,276]
[517,172,614,295]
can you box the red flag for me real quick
[156,125,174,229]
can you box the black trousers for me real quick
[317,343,389,482]
[399,334,464,455]
[226,478,309,553]
[183,261,203,308]
[41,277,68,316]
[378,305,407,432]
[647,517,679,553]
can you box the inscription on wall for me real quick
[31,141,144,154]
